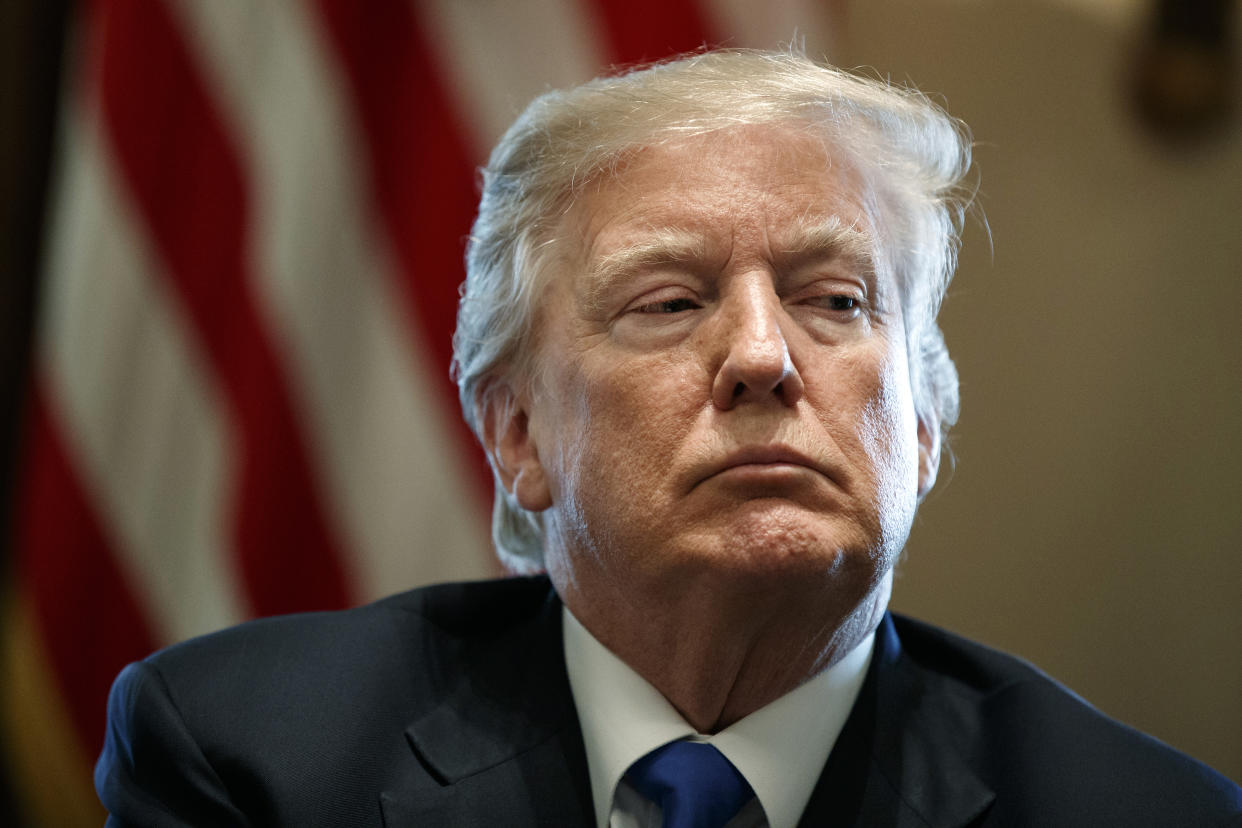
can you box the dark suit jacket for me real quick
[97,575,1242,826]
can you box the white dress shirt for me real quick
[563,607,874,828]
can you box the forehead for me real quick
[551,124,880,292]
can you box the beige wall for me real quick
[840,0,1242,783]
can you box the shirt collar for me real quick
[563,606,875,828]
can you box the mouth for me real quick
[696,445,836,488]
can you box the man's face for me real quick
[496,125,936,621]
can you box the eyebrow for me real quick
[582,228,709,313]
[778,216,878,280]
[579,217,878,313]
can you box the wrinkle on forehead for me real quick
[577,217,881,319]
[550,124,890,312]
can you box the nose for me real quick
[710,279,805,410]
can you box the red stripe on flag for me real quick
[15,386,158,759]
[589,0,717,64]
[91,0,353,615]
[309,0,491,499]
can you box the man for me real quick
[97,50,1241,826]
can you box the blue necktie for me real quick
[624,741,756,828]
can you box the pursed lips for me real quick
[694,445,839,489]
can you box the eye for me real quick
[633,297,700,314]
[799,291,863,318]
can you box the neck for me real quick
[557,569,891,733]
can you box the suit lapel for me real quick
[380,583,594,827]
[798,614,995,828]
[377,584,992,827]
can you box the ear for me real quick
[479,383,553,512]
[916,413,941,499]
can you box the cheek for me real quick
[588,359,695,467]
[850,352,921,493]
[542,354,693,501]
[540,356,702,568]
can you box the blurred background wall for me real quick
[850,0,1242,788]
[0,0,1237,824]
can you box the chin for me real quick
[690,506,889,584]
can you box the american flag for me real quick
[3,1,835,823]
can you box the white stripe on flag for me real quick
[40,102,246,643]
[419,0,607,157]
[173,1,493,599]
[703,0,833,52]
